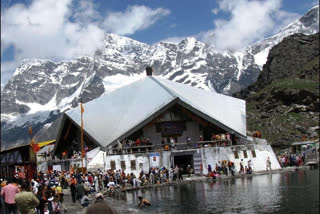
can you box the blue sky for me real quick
[1,0,318,86]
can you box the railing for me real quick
[42,140,236,161]
[37,156,53,162]
[305,152,319,161]
[37,157,83,163]
[107,139,233,155]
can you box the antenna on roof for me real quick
[146,66,153,76]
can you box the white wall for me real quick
[201,144,281,174]
[100,143,281,177]
[104,153,150,176]
[161,151,172,169]
[38,162,48,173]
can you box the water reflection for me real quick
[119,169,319,213]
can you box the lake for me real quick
[108,168,319,214]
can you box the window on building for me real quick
[234,151,239,159]
[1,153,7,164]
[110,160,116,170]
[243,150,248,158]
[251,150,256,158]
[121,161,126,170]
[131,160,136,170]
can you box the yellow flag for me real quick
[81,103,84,113]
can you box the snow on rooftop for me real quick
[65,76,246,149]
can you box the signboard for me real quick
[52,164,61,172]
[149,153,160,168]
[156,121,186,136]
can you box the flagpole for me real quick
[28,125,33,180]
[81,99,84,174]
[29,125,38,180]
[79,52,95,174]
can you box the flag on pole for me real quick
[31,143,40,153]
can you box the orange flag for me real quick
[81,103,84,113]
[28,126,32,136]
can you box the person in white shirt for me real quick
[281,156,286,168]
[31,179,39,194]
[170,138,176,150]
[266,157,272,171]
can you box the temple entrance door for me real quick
[173,154,193,174]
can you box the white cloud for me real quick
[204,0,299,51]
[159,36,186,44]
[103,5,170,35]
[1,0,170,86]
[211,8,219,15]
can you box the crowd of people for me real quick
[1,164,194,214]
[100,165,191,190]
[1,175,68,214]
[207,159,255,179]
[0,168,132,214]
[279,153,305,168]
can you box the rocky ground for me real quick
[246,78,319,148]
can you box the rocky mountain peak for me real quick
[300,5,319,28]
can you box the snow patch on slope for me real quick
[234,52,244,80]
[254,48,270,68]
[16,93,58,114]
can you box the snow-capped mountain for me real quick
[248,5,319,68]
[1,6,319,149]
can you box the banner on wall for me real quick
[53,164,61,172]
[149,153,160,168]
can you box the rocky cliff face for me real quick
[1,6,319,149]
[236,33,319,147]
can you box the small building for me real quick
[53,69,281,174]
[36,140,56,172]
[290,139,319,163]
[0,143,37,179]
